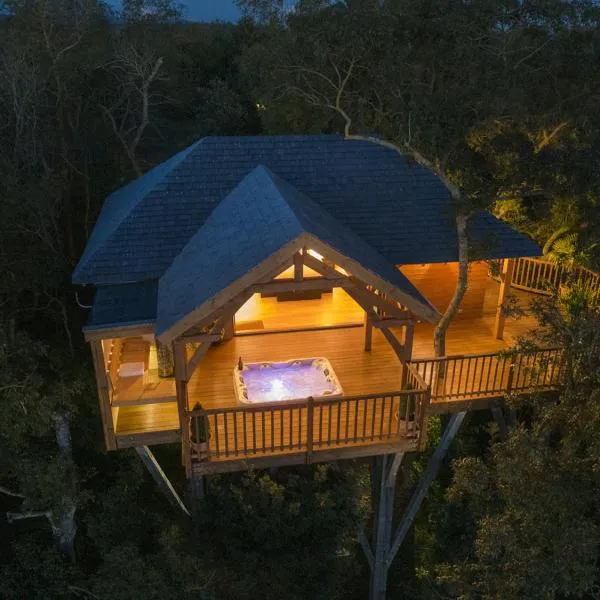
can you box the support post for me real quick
[387,411,467,566]
[156,340,174,377]
[135,446,190,517]
[364,311,373,352]
[494,258,515,340]
[173,341,190,474]
[293,250,303,282]
[222,315,234,341]
[89,340,117,450]
[362,452,405,600]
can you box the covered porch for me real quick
[108,299,539,449]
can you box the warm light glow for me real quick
[270,378,287,400]
[307,249,324,261]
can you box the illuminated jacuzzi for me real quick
[234,357,343,404]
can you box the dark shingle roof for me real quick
[73,134,540,285]
[87,281,158,329]
[156,166,438,338]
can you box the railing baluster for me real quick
[369,396,377,441]
[214,414,220,457]
[456,357,465,400]
[233,411,238,456]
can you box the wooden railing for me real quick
[409,347,564,404]
[186,386,430,467]
[509,257,600,298]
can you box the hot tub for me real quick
[234,357,343,404]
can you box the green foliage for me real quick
[197,465,367,599]
[431,290,600,599]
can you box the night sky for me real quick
[181,0,241,22]
[108,0,243,21]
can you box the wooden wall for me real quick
[400,261,499,320]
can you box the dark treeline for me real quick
[1,1,600,598]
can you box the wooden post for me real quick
[364,311,373,352]
[417,387,431,450]
[173,341,189,473]
[156,340,174,377]
[293,250,303,282]
[364,453,405,600]
[306,396,314,464]
[222,315,234,341]
[89,340,117,450]
[494,258,515,340]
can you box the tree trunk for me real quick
[51,412,77,562]
[434,214,469,358]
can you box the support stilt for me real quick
[361,453,405,600]
[135,446,191,518]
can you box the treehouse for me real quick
[73,135,561,478]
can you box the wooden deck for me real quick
[110,293,539,448]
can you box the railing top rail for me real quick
[188,389,422,417]
[409,347,563,364]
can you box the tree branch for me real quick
[0,486,26,498]
[7,510,51,523]
[534,121,568,154]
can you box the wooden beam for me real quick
[364,311,373,352]
[84,322,155,341]
[180,333,222,344]
[253,277,344,294]
[371,316,413,329]
[305,235,440,323]
[173,340,188,422]
[111,395,177,407]
[157,236,310,344]
[222,316,234,341]
[402,322,415,362]
[378,325,406,362]
[89,340,117,450]
[494,258,515,340]
[185,341,211,382]
[387,412,467,565]
[135,446,190,517]
[192,439,417,476]
[293,251,303,282]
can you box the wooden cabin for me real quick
[73,135,560,478]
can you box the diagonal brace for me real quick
[135,446,191,518]
[387,411,466,565]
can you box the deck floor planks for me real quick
[112,283,540,439]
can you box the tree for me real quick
[434,287,600,599]
[0,331,88,559]
[239,0,600,356]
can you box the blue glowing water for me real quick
[240,359,339,402]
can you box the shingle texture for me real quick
[88,281,158,329]
[73,134,540,286]
[156,166,437,337]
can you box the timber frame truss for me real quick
[169,247,429,475]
